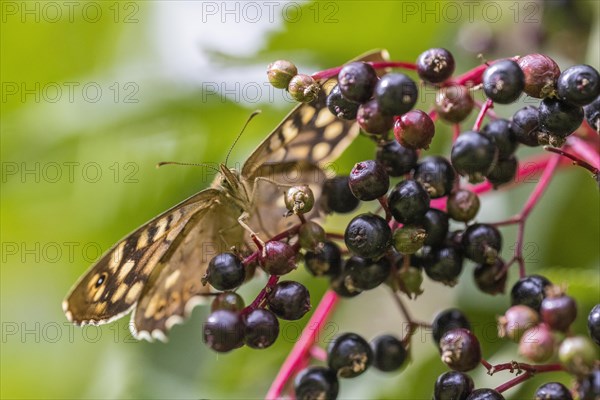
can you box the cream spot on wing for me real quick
[301,106,316,124]
[118,259,136,281]
[165,315,184,330]
[153,217,169,240]
[136,230,149,250]
[282,120,299,141]
[315,108,335,128]
[111,284,128,304]
[108,241,126,271]
[324,121,344,140]
[164,270,181,289]
[125,281,143,304]
[312,142,332,161]
[92,285,105,302]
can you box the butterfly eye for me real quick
[95,273,107,288]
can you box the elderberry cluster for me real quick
[200,48,599,399]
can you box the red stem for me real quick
[266,290,339,399]
[312,61,417,81]
[473,99,494,131]
[495,372,533,393]
[567,136,600,170]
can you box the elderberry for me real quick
[294,367,339,400]
[266,281,311,321]
[344,213,391,259]
[388,179,431,224]
[371,334,408,372]
[417,48,455,84]
[374,73,418,116]
[482,59,525,104]
[557,64,600,106]
[433,371,474,400]
[327,332,373,378]
[338,61,378,103]
[451,131,498,183]
[413,156,455,199]
[375,140,418,176]
[348,160,390,201]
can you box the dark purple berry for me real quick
[388,179,430,224]
[344,213,391,259]
[413,156,456,198]
[422,208,449,248]
[321,176,360,214]
[517,53,561,98]
[260,241,297,275]
[305,241,342,277]
[511,274,552,312]
[203,252,245,291]
[211,292,245,313]
[375,140,418,176]
[578,368,600,400]
[538,98,584,145]
[534,382,573,400]
[486,155,518,188]
[481,118,518,159]
[242,308,279,349]
[327,84,359,120]
[440,328,482,372]
[203,310,244,353]
[417,48,455,84]
[294,366,339,400]
[330,271,362,298]
[349,160,390,201]
[511,105,541,147]
[393,109,435,149]
[266,281,311,321]
[432,309,471,345]
[584,95,600,131]
[588,304,600,345]
[338,61,378,103]
[461,223,502,264]
[424,246,463,286]
[465,388,505,400]
[371,334,407,372]
[473,257,507,296]
[447,189,480,222]
[483,59,525,104]
[328,332,373,378]
[435,85,474,123]
[374,73,418,116]
[357,99,394,135]
[540,291,578,332]
[557,64,600,106]
[451,131,498,183]
[298,221,325,251]
[344,256,391,290]
[434,371,474,400]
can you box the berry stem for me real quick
[309,345,328,362]
[494,371,533,393]
[378,195,392,222]
[311,61,417,81]
[545,146,599,175]
[451,63,488,86]
[265,290,339,399]
[473,99,494,131]
[485,361,566,375]
[243,275,280,314]
[567,136,600,170]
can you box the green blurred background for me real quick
[1,1,599,399]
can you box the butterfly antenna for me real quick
[156,161,220,174]
[225,110,262,167]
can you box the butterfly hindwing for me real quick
[62,189,222,326]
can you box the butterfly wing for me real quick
[62,188,223,326]
[241,49,390,179]
[130,195,244,341]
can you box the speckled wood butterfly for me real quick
[63,50,389,341]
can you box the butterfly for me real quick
[62,49,389,342]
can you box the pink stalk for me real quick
[473,99,494,131]
[567,136,600,170]
[495,372,533,393]
[266,290,339,399]
[311,61,417,81]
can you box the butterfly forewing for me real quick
[64,49,389,341]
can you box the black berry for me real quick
[540,291,578,332]
[371,334,408,372]
[473,257,507,296]
[432,308,471,345]
[486,155,518,188]
[260,241,297,276]
[413,156,456,199]
[435,85,474,123]
[538,98,584,145]
[266,281,311,320]
[439,328,482,372]
[511,274,552,312]
[374,73,419,116]
[242,308,279,349]
[344,256,391,290]
[357,99,394,136]
[388,179,431,224]
[348,160,390,201]
[322,176,360,214]
[375,140,418,176]
[588,304,600,345]
[211,292,245,313]
[294,366,339,400]
[422,208,449,248]
[203,252,245,291]
[481,118,518,159]
[203,310,244,353]
[461,223,502,264]
[328,332,373,378]
[465,388,505,400]
[433,371,474,400]
[447,189,480,222]
[483,59,525,104]
[451,131,498,183]
[557,64,600,106]
[338,61,378,103]
[511,105,541,147]
[344,213,391,259]
[584,95,600,131]
[327,84,359,120]
[417,48,455,84]
[304,241,342,277]
[424,246,464,286]
[534,382,573,400]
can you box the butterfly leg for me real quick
[238,211,267,256]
